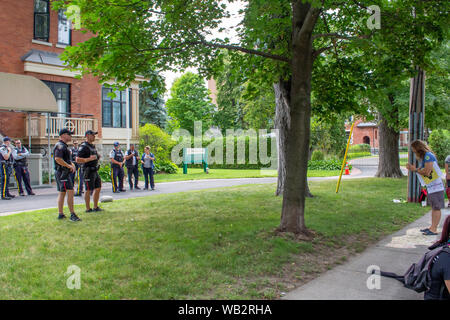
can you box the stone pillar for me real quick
[28,153,43,186]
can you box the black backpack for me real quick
[378,245,450,294]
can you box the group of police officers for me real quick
[0,136,35,200]
[53,128,152,222]
[1,128,154,222]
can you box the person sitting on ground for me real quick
[424,215,450,300]
[406,140,445,236]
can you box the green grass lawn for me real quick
[0,178,428,299]
[152,168,341,183]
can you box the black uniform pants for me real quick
[127,165,139,189]
[111,165,124,192]
[13,165,33,195]
[1,163,12,198]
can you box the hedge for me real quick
[171,135,277,169]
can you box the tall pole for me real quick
[47,112,51,185]
[407,67,425,202]
[336,122,355,193]
[28,113,32,150]
[126,89,130,150]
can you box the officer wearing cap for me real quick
[0,136,15,200]
[110,141,126,193]
[125,144,140,190]
[70,140,84,197]
[53,128,81,221]
[76,130,103,213]
[12,139,35,196]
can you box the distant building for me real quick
[207,78,218,106]
[345,118,408,151]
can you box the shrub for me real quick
[172,135,276,170]
[139,124,176,162]
[98,163,112,182]
[311,149,325,161]
[428,129,450,166]
[348,143,371,153]
[154,158,178,174]
[346,152,372,159]
[307,159,342,171]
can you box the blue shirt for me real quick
[421,152,437,168]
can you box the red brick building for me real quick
[345,118,409,151]
[0,0,141,157]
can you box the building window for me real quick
[43,81,71,115]
[34,0,50,42]
[129,89,132,128]
[58,9,72,45]
[102,87,128,128]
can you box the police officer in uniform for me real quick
[125,144,140,190]
[76,130,103,213]
[110,141,126,193]
[54,128,81,222]
[70,140,84,197]
[12,139,35,196]
[0,137,15,200]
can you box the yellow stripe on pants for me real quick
[77,167,81,194]
[2,165,7,198]
[13,170,21,194]
[111,168,115,192]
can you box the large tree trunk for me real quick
[274,80,313,198]
[276,19,315,236]
[376,95,403,178]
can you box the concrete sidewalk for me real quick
[283,207,450,300]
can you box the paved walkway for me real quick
[0,167,373,217]
[1,153,389,217]
[283,207,450,300]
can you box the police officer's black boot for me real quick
[1,196,11,200]
[70,212,82,222]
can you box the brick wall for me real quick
[0,0,101,140]
[345,119,379,148]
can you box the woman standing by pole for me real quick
[406,140,445,236]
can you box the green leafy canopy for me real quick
[165,72,215,134]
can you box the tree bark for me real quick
[274,79,291,197]
[376,96,403,178]
[274,81,314,198]
[275,5,317,237]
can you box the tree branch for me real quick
[312,45,333,60]
[192,40,290,63]
[312,33,363,41]
[191,30,290,63]
[297,6,322,42]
